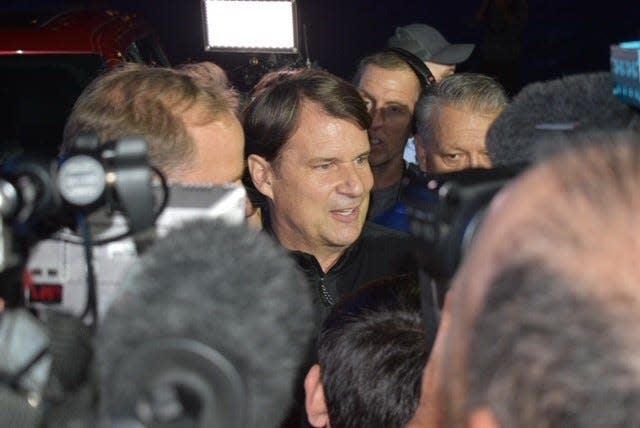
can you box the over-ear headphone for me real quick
[383,47,436,134]
[386,47,436,91]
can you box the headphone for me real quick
[386,47,437,91]
[380,47,436,134]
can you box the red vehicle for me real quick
[0,9,170,162]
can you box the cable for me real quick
[78,215,98,331]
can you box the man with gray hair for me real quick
[415,72,508,174]
[374,73,507,232]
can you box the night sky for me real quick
[4,0,640,93]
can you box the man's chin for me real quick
[368,151,388,168]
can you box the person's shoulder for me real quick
[357,222,418,276]
[361,222,413,245]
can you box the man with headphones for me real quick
[386,23,476,168]
[352,48,434,223]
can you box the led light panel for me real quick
[202,0,298,52]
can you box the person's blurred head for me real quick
[96,220,315,428]
[415,73,507,173]
[244,68,373,271]
[174,61,240,115]
[304,275,431,428]
[408,129,640,428]
[63,63,244,185]
[353,51,421,182]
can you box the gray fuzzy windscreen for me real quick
[95,219,314,428]
[487,72,640,167]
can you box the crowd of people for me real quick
[18,20,640,428]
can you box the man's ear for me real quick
[415,133,428,173]
[467,408,501,428]
[304,364,330,428]
[247,154,274,200]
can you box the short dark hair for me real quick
[352,50,416,87]
[317,275,430,428]
[243,67,371,163]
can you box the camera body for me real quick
[405,165,523,281]
[1,135,155,307]
[26,183,246,318]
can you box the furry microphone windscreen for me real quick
[94,219,314,428]
[487,72,640,167]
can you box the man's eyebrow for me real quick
[359,91,411,109]
[307,151,371,163]
[354,150,371,159]
[308,156,340,163]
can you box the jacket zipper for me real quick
[318,277,335,306]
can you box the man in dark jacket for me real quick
[244,68,419,323]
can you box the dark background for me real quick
[4,0,640,93]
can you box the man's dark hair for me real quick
[317,275,430,428]
[352,50,416,88]
[243,67,371,163]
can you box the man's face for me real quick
[417,104,497,174]
[425,61,456,82]
[258,101,372,268]
[179,109,245,185]
[356,64,420,168]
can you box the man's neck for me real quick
[267,215,350,273]
[371,157,405,190]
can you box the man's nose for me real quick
[469,153,491,169]
[337,164,368,196]
[370,107,385,128]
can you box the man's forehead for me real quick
[279,100,369,158]
[358,64,421,97]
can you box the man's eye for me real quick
[355,155,369,166]
[385,105,406,115]
[442,153,462,163]
[315,163,333,171]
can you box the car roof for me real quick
[0,9,155,62]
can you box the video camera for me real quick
[1,135,156,308]
[404,164,524,283]
[0,134,157,427]
[1,134,248,427]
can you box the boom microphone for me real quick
[487,71,640,166]
[94,219,315,428]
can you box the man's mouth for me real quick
[334,207,357,215]
[331,207,361,221]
